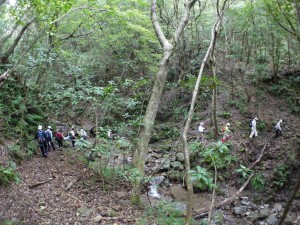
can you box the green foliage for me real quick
[256,121,266,131]
[188,166,216,191]
[272,164,290,190]
[235,165,253,178]
[251,173,267,192]
[140,202,196,225]
[218,111,232,119]
[201,141,236,170]
[0,162,21,186]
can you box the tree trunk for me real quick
[133,0,197,175]
[181,1,228,223]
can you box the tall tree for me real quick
[182,0,229,223]
[133,0,197,176]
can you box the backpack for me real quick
[45,131,51,141]
[249,120,252,127]
[58,133,63,139]
[69,132,75,139]
[38,131,45,144]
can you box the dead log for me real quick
[193,173,254,217]
[28,177,55,189]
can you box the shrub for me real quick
[201,141,236,170]
[188,166,216,191]
[251,173,266,192]
[0,162,21,186]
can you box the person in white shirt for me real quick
[275,119,283,138]
[69,128,76,147]
[197,122,205,141]
[80,128,88,140]
[249,117,258,138]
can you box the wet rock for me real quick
[259,208,270,219]
[151,176,165,186]
[247,210,259,222]
[176,153,185,162]
[233,206,248,217]
[170,161,184,170]
[265,213,278,225]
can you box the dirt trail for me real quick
[0,149,141,225]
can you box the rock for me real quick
[115,191,127,199]
[153,153,163,159]
[271,203,283,213]
[233,206,248,217]
[92,215,102,223]
[170,155,176,161]
[176,153,185,162]
[283,214,293,225]
[161,178,170,187]
[170,161,184,170]
[169,202,187,211]
[240,196,249,201]
[161,159,171,170]
[259,208,270,219]
[241,200,251,206]
[213,210,224,225]
[265,214,278,225]
[151,176,165,186]
[247,210,259,222]
[77,205,94,217]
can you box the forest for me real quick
[0,0,300,224]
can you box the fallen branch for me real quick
[194,173,254,217]
[28,177,55,189]
[65,176,81,191]
[248,137,272,170]
[66,193,82,202]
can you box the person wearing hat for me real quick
[45,125,56,151]
[197,122,205,142]
[249,117,258,138]
[80,128,88,140]
[69,128,76,147]
[36,125,47,158]
[221,123,231,143]
[275,119,283,138]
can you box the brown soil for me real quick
[0,148,143,225]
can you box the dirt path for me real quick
[0,149,142,225]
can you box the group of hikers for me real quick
[197,117,283,143]
[36,125,88,158]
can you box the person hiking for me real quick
[275,119,283,138]
[249,117,258,138]
[197,122,205,142]
[45,126,56,152]
[80,128,88,140]
[36,125,47,158]
[55,129,64,149]
[69,128,76,147]
[221,123,231,143]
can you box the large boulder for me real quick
[176,152,185,162]
[171,161,184,170]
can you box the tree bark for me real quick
[181,1,228,223]
[133,0,197,174]
[0,18,35,65]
